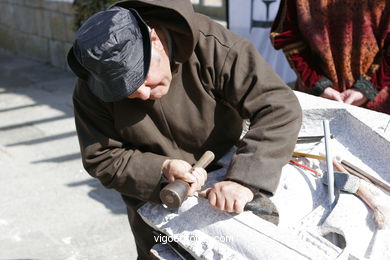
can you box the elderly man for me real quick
[67,0,302,258]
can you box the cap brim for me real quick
[129,8,151,88]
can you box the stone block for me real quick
[11,0,25,6]
[10,30,29,55]
[41,10,52,38]
[24,0,43,8]
[65,15,75,42]
[49,12,67,41]
[2,4,16,28]
[14,6,35,34]
[58,1,75,15]
[0,25,15,51]
[49,40,67,68]
[25,35,50,62]
[44,0,60,12]
[34,8,45,36]
[0,3,6,25]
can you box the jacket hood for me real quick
[113,0,198,63]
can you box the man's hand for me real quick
[161,159,207,197]
[341,89,368,106]
[320,87,343,102]
[200,181,254,213]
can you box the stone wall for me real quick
[0,0,75,69]
[0,0,225,69]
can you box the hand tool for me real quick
[159,151,280,225]
[323,120,335,205]
[198,189,279,225]
[160,151,215,209]
[297,134,334,143]
[293,151,326,161]
[244,191,279,225]
[289,159,321,177]
[340,160,390,193]
[323,170,390,229]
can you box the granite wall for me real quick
[0,0,225,69]
[0,0,74,69]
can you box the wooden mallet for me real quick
[160,151,215,209]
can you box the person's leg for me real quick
[122,196,158,260]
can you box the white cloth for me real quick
[228,0,297,84]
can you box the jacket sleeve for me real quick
[73,80,167,203]
[217,38,302,194]
[271,0,332,95]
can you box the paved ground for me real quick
[0,51,137,260]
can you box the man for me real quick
[271,0,390,114]
[67,0,302,258]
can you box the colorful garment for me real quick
[271,0,390,114]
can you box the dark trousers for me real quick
[123,196,158,260]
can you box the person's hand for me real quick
[320,87,343,102]
[161,159,207,196]
[341,89,368,106]
[199,181,254,213]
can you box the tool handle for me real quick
[356,181,390,229]
[160,151,215,209]
[341,160,390,193]
[192,150,215,169]
[332,158,349,174]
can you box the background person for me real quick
[271,0,390,114]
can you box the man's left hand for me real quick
[200,181,254,213]
[341,89,368,106]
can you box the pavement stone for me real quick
[0,50,137,260]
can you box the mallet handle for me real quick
[160,151,215,209]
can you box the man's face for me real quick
[128,28,172,100]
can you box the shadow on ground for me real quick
[67,179,127,215]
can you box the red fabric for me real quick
[271,0,326,91]
[271,0,390,114]
[272,31,300,50]
[289,51,323,91]
[365,87,390,114]
[372,35,390,91]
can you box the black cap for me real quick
[67,6,151,102]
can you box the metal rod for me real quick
[323,120,339,246]
[323,120,335,205]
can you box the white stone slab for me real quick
[139,92,390,259]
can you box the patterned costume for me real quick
[271,0,390,114]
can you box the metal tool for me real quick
[160,151,215,209]
[160,151,279,225]
[197,189,279,225]
[323,120,335,205]
[244,192,279,225]
[297,134,334,143]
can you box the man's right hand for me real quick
[161,159,207,196]
[320,87,343,102]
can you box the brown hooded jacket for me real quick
[71,0,302,204]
